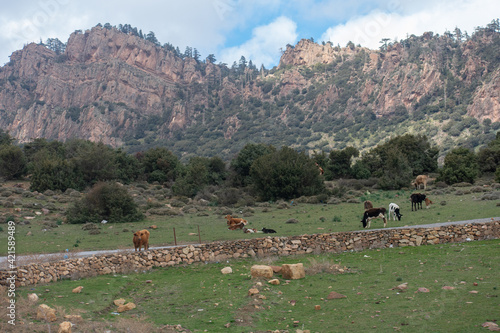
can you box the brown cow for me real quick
[412,175,435,190]
[363,200,374,210]
[225,215,248,230]
[424,197,434,208]
[133,229,150,251]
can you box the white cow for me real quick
[388,203,403,221]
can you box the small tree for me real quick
[230,143,275,186]
[477,132,500,173]
[30,157,84,192]
[66,182,143,224]
[140,147,181,183]
[439,147,479,184]
[377,149,413,190]
[0,145,27,180]
[250,146,324,200]
[327,146,359,179]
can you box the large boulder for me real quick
[27,293,39,303]
[221,267,233,274]
[58,321,72,333]
[250,265,273,278]
[117,302,136,312]
[37,304,57,322]
[281,263,305,280]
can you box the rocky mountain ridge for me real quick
[0,23,499,159]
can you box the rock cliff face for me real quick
[279,38,499,122]
[0,26,212,146]
[0,24,498,155]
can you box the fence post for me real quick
[198,225,201,244]
[173,227,177,246]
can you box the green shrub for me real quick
[439,147,479,185]
[66,182,144,224]
[250,146,325,200]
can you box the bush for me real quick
[66,182,144,224]
[250,146,325,200]
[439,147,479,185]
[0,145,27,180]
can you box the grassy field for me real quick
[2,239,499,332]
[0,182,499,256]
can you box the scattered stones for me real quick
[271,266,282,273]
[72,286,83,293]
[315,305,321,310]
[58,321,72,333]
[37,304,57,322]
[442,286,455,290]
[391,282,408,292]
[117,302,136,312]
[221,267,232,274]
[327,291,347,299]
[248,288,259,296]
[268,279,280,285]
[27,293,39,302]
[482,322,500,331]
[417,287,430,293]
[64,315,83,322]
[114,298,126,306]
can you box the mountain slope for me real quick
[0,22,499,160]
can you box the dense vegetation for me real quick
[0,129,499,223]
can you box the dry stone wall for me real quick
[2,220,499,287]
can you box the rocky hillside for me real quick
[0,22,499,160]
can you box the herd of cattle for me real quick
[132,175,435,250]
[361,175,434,229]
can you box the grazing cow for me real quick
[363,200,374,210]
[225,214,248,230]
[424,197,434,208]
[411,175,435,190]
[361,207,387,228]
[133,229,150,251]
[228,221,247,230]
[410,193,426,211]
[388,203,403,221]
[315,162,324,175]
[262,227,277,234]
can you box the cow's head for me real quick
[361,216,368,228]
[395,208,402,221]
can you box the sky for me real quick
[0,0,498,69]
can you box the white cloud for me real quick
[219,16,298,68]
[321,0,500,49]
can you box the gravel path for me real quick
[2,217,498,268]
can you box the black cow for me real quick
[410,193,426,211]
[361,207,387,228]
[262,227,277,234]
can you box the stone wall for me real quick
[2,220,499,287]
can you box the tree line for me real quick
[1,131,499,199]
[1,131,499,224]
